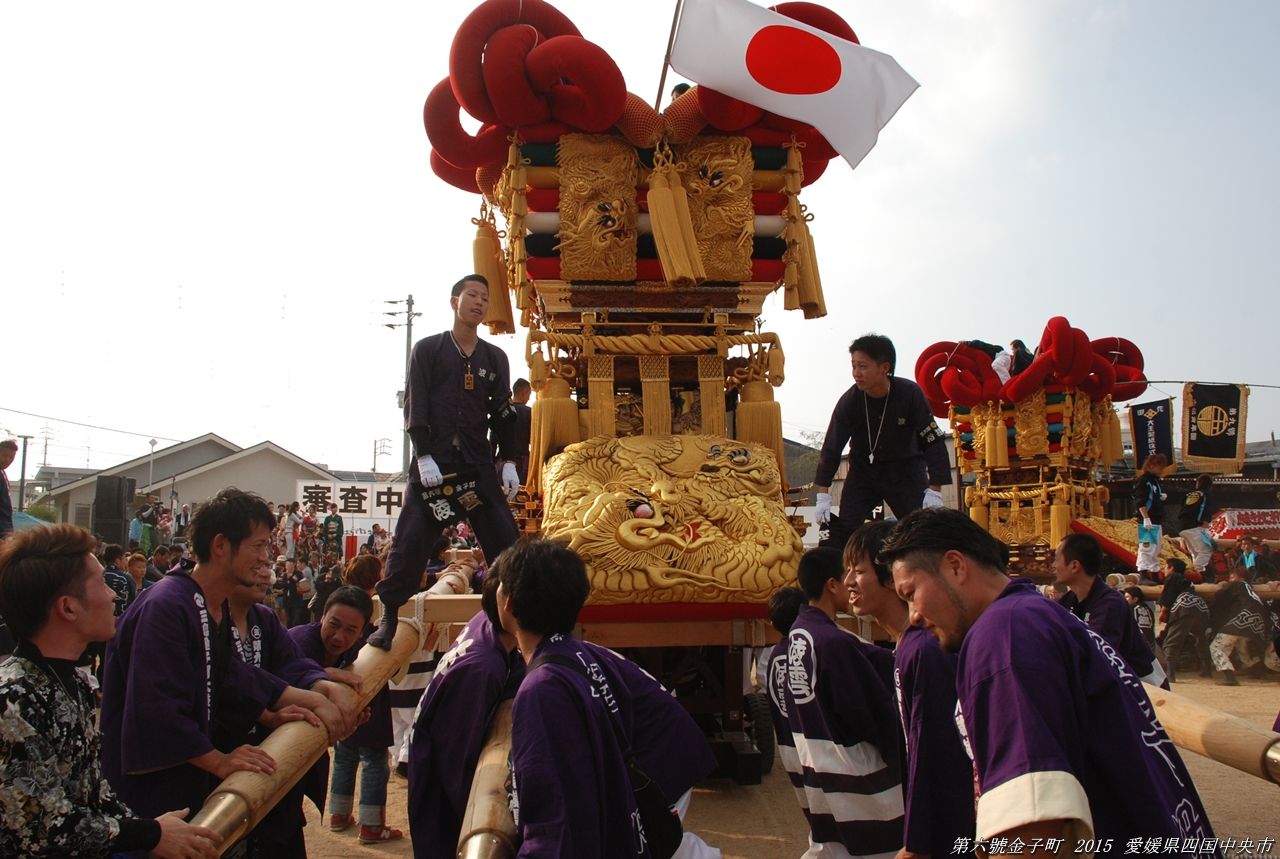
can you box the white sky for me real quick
[3,1,1278,479]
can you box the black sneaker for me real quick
[1216,671,1239,686]
[395,761,408,779]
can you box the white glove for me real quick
[1159,492,1168,501]
[501,462,520,499]
[1142,516,1153,529]
[923,488,945,509]
[815,492,832,524]
[417,455,443,488]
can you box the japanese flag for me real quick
[669,0,918,170]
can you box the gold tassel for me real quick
[782,253,801,309]
[1050,490,1072,547]
[984,415,1002,470]
[667,160,706,281]
[698,355,726,436]
[767,344,785,387]
[526,377,581,496]
[528,347,547,390]
[647,146,703,286]
[639,355,672,436]
[473,210,514,335]
[587,355,615,438]
[736,380,786,479]
[798,214,827,319]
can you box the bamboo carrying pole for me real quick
[191,570,470,854]
[456,700,518,859]
[1142,682,1280,784]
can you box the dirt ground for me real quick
[303,674,1280,858]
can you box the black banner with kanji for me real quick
[1128,398,1174,468]
[1183,383,1248,473]
[419,470,488,526]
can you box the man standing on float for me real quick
[813,333,951,550]
[369,274,520,649]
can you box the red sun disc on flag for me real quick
[745,25,842,95]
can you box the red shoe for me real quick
[359,825,404,844]
[328,814,354,832]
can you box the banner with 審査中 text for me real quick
[1182,383,1248,474]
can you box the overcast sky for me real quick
[3,1,1278,480]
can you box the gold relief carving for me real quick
[1074,516,1194,566]
[1013,389,1049,457]
[677,136,754,281]
[539,434,803,604]
[557,134,638,281]
[1068,393,1094,457]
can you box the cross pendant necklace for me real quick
[449,333,476,390]
[864,382,891,465]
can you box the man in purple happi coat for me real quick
[407,571,523,856]
[785,546,904,859]
[1053,532,1166,687]
[101,489,354,822]
[843,521,976,858]
[497,540,719,858]
[883,508,1216,856]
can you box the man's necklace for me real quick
[448,332,476,390]
[864,381,891,465]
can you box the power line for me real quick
[0,407,182,443]
[1145,380,1280,391]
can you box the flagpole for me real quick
[654,0,686,111]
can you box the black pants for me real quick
[824,459,928,551]
[1163,608,1210,672]
[376,460,518,608]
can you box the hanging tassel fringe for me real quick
[736,380,786,480]
[639,356,672,436]
[526,377,581,496]
[587,355,615,438]
[473,210,514,335]
[647,146,704,285]
[767,344,785,387]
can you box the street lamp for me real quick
[148,438,157,491]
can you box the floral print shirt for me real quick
[0,650,135,857]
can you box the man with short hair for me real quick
[0,438,16,539]
[842,522,975,858]
[1208,561,1275,685]
[289,586,403,844]
[508,377,533,485]
[499,540,716,858]
[1177,475,1215,575]
[1158,558,1211,681]
[101,488,355,820]
[101,543,136,617]
[785,546,903,859]
[882,508,1216,853]
[0,523,224,858]
[322,502,344,558]
[813,334,950,550]
[371,274,521,649]
[1053,532,1164,686]
[145,544,171,584]
[408,570,522,855]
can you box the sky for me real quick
[3,0,1278,480]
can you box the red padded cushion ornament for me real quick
[526,35,627,132]
[752,191,788,214]
[424,78,510,170]
[525,188,559,212]
[1002,352,1055,403]
[697,87,764,131]
[1060,327,1094,387]
[518,121,573,143]
[1077,352,1117,400]
[1112,365,1148,402]
[449,0,580,125]
[430,150,482,193]
[1091,337,1144,373]
[482,25,553,127]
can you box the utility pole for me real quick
[384,294,422,475]
[373,438,392,472]
[16,435,32,511]
[39,424,53,467]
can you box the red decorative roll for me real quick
[482,25,553,127]
[430,150,483,193]
[449,0,580,125]
[526,35,627,132]
[423,78,510,170]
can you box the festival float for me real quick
[185,2,1280,854]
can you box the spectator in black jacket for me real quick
[1133,454,1167,577]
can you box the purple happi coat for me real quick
[101,573,285,819]
[893,625,976,856]
[783,605,904,859]
[510,633,646,858]
[408,612,520,857]
[957,578,1215,854]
